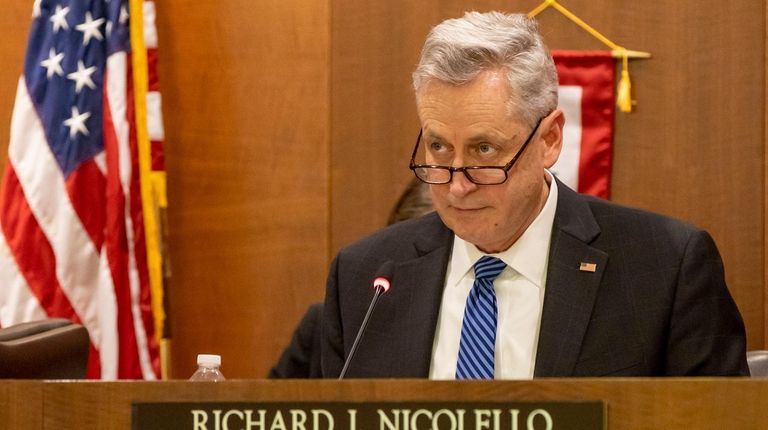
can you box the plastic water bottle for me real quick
[189,354,226,381]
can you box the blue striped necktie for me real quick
[456,256,507,379]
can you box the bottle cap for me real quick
[197,354,221,366]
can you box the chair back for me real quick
[0,318,90,379]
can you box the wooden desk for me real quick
[0,380,42,429]
[1,379,766,429]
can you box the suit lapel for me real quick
[373,213,453,376]
[389,249,451,375]
[534,182,608,377]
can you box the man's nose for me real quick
[449,169,478,197]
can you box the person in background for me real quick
[321,11,748,379]
[269,178,434,378]
[387,178,433,225]
[268,302,323,378]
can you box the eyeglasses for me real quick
[409,117,544,185]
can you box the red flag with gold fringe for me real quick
[551,50,615,199]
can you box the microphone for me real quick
[338,260,394,379]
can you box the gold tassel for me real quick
[616,52,633,113]
[527,1,648,113]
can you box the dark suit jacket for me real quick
[322,180,749,377]
[269,303,323,378]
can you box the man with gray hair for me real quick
[322,11,747,378]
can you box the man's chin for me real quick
[450,227,490,249]
[438,212,495,243]
[441,207,489,229]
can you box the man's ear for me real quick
[540,109,565,168]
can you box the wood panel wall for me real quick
[0,0,764,379]
[0,3,31,173]
[154,0,330,378]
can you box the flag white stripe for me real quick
[96,248,119,380]
[94,151,107,176]
[106,54,133,195]
[146,92,164,141]
[143,1,158,49]
[0,232,47,327]
[551,85,583,191]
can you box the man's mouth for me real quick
[451,206,485,212]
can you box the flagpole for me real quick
[129,0,171,380]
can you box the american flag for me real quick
[0,0,166,379]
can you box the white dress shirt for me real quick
[429,173,558,379]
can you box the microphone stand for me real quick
[338,284,386,379]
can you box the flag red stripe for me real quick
[578,84,613,199]
[65,160,106,250]
[150,140,164,171]
[103,66,143,378]
[147,48,159,92]
[130,120,160,375]
[575,58,613,199]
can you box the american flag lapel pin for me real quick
[579,262,597,273]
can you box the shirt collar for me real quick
[446,171,559,288]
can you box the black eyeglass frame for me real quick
[409,117,545,185]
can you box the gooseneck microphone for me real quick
[338,260,394,379]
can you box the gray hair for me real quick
[413,11,558,126]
